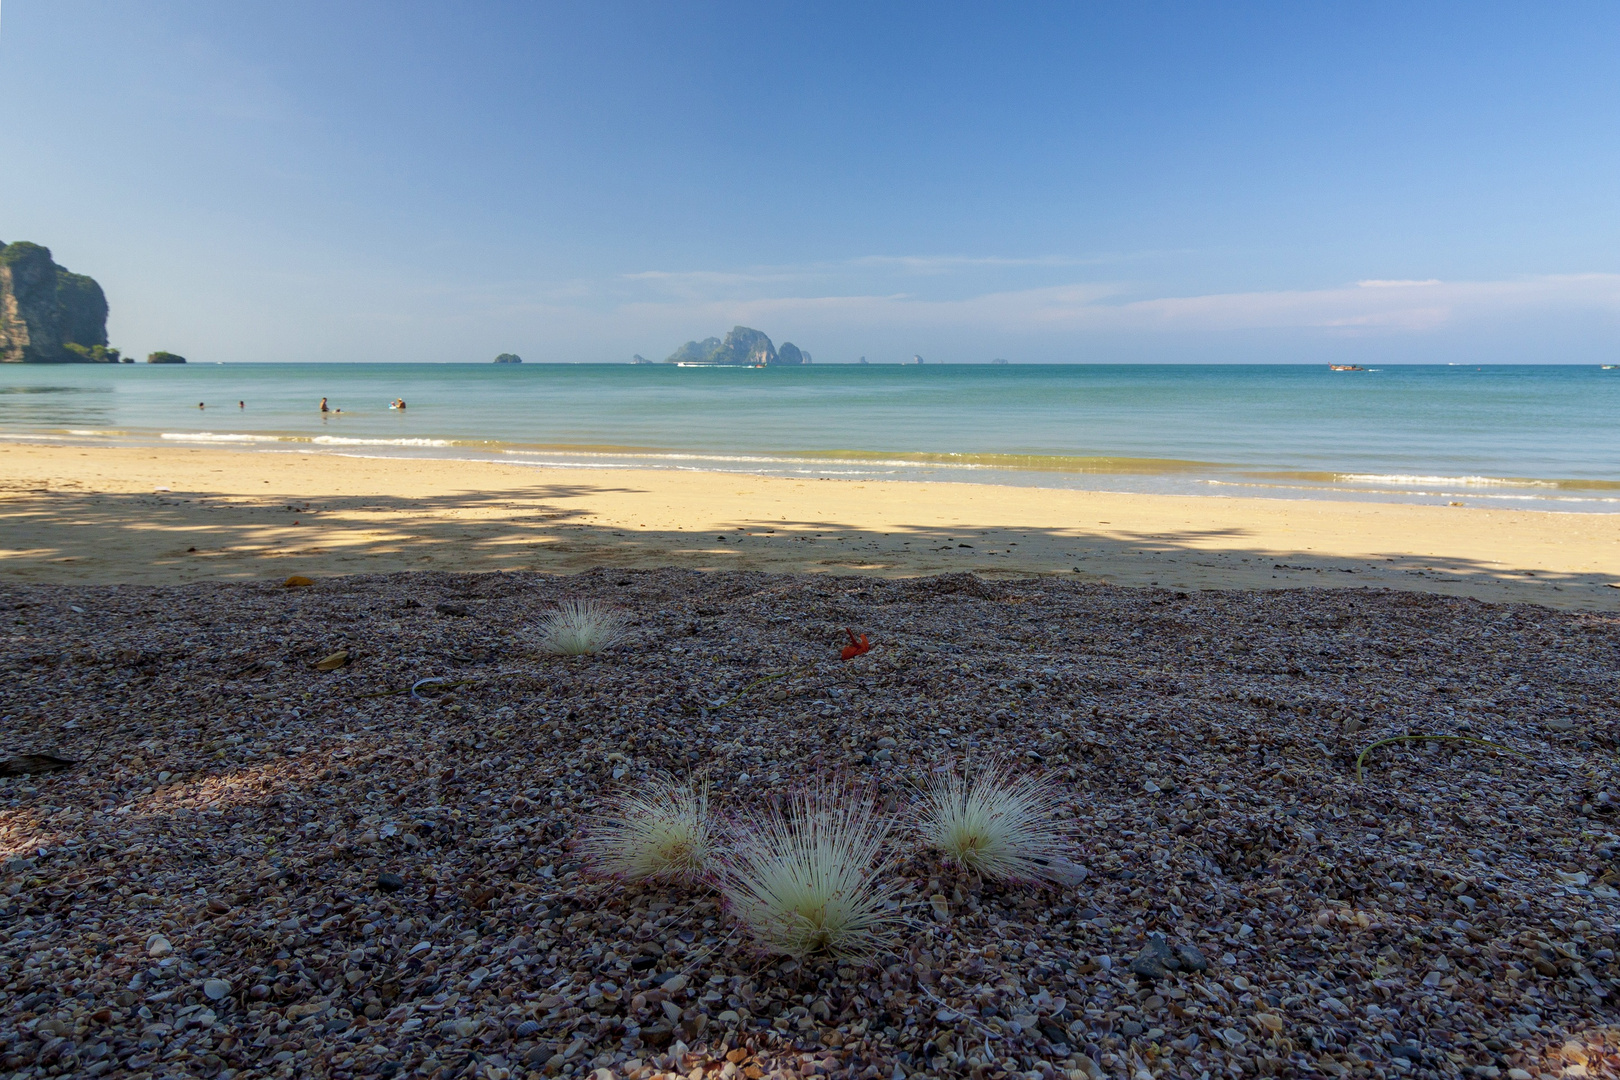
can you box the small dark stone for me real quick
[1040,1023,1068,1046]
[323,1017,351,1033]
[1129,935,1178,980]
[1174,944,1209,972]
[1391,1043,1423,1061]
[376,872,404,893]
[434,603,470,617]
[630,955,658,971]
[1121,1021,1143,1037]
[640,1022,675,1049]
[1077,907,1100,921]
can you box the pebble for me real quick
[202,978,231,1000]
[1173,943,1208,972]
[1127,934,1204,980]
[376,870,405,893]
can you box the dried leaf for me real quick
[283,575,315,587]
[315,650,350,671]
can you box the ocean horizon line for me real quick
[28,359,1613,367]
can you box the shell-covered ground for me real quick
[2,569,1619,1080]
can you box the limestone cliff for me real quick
[0,242,113,363]
[664,326,809,365]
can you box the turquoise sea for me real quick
[2,363,1616,512]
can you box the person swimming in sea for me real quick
[238,401,245,409]
[198,402,205,409]
[320,397,329,412]
[389,398,407,410]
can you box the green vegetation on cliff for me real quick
[63,343,120,362]
[0,242,114,363]
[147,351,187,364]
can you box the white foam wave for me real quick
[502,448,994,471]
[310,436,454,447]
[499,459,636,469]
[161,432,288,443]
[1339,473,1555,488]
[1204,478,1620,505]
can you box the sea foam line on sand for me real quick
[158,432,457,448]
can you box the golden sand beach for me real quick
[1,441,1615,609]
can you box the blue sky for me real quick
[2,1,1618,363]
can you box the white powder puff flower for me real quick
[718,784,902,960]
[535,599,630,655]
[914,761,1082,885]
[576,777,713,884]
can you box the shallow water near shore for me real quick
[3,362,1616,511]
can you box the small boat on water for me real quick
[1329,364,1366,372]
[1603,365,1617,370]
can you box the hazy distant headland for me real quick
[0,241,118,363]
[665,326,811,366]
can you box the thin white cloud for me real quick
[616,273,1620,337]
[848,254,1099,274]
[621,252,1113,290]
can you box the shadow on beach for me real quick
[1,481,1616,611]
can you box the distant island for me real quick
[493,353,522,364]
[630,354,654,365]
[0,241,117,363]
[665,326,811,366]
[147,351,187,364]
